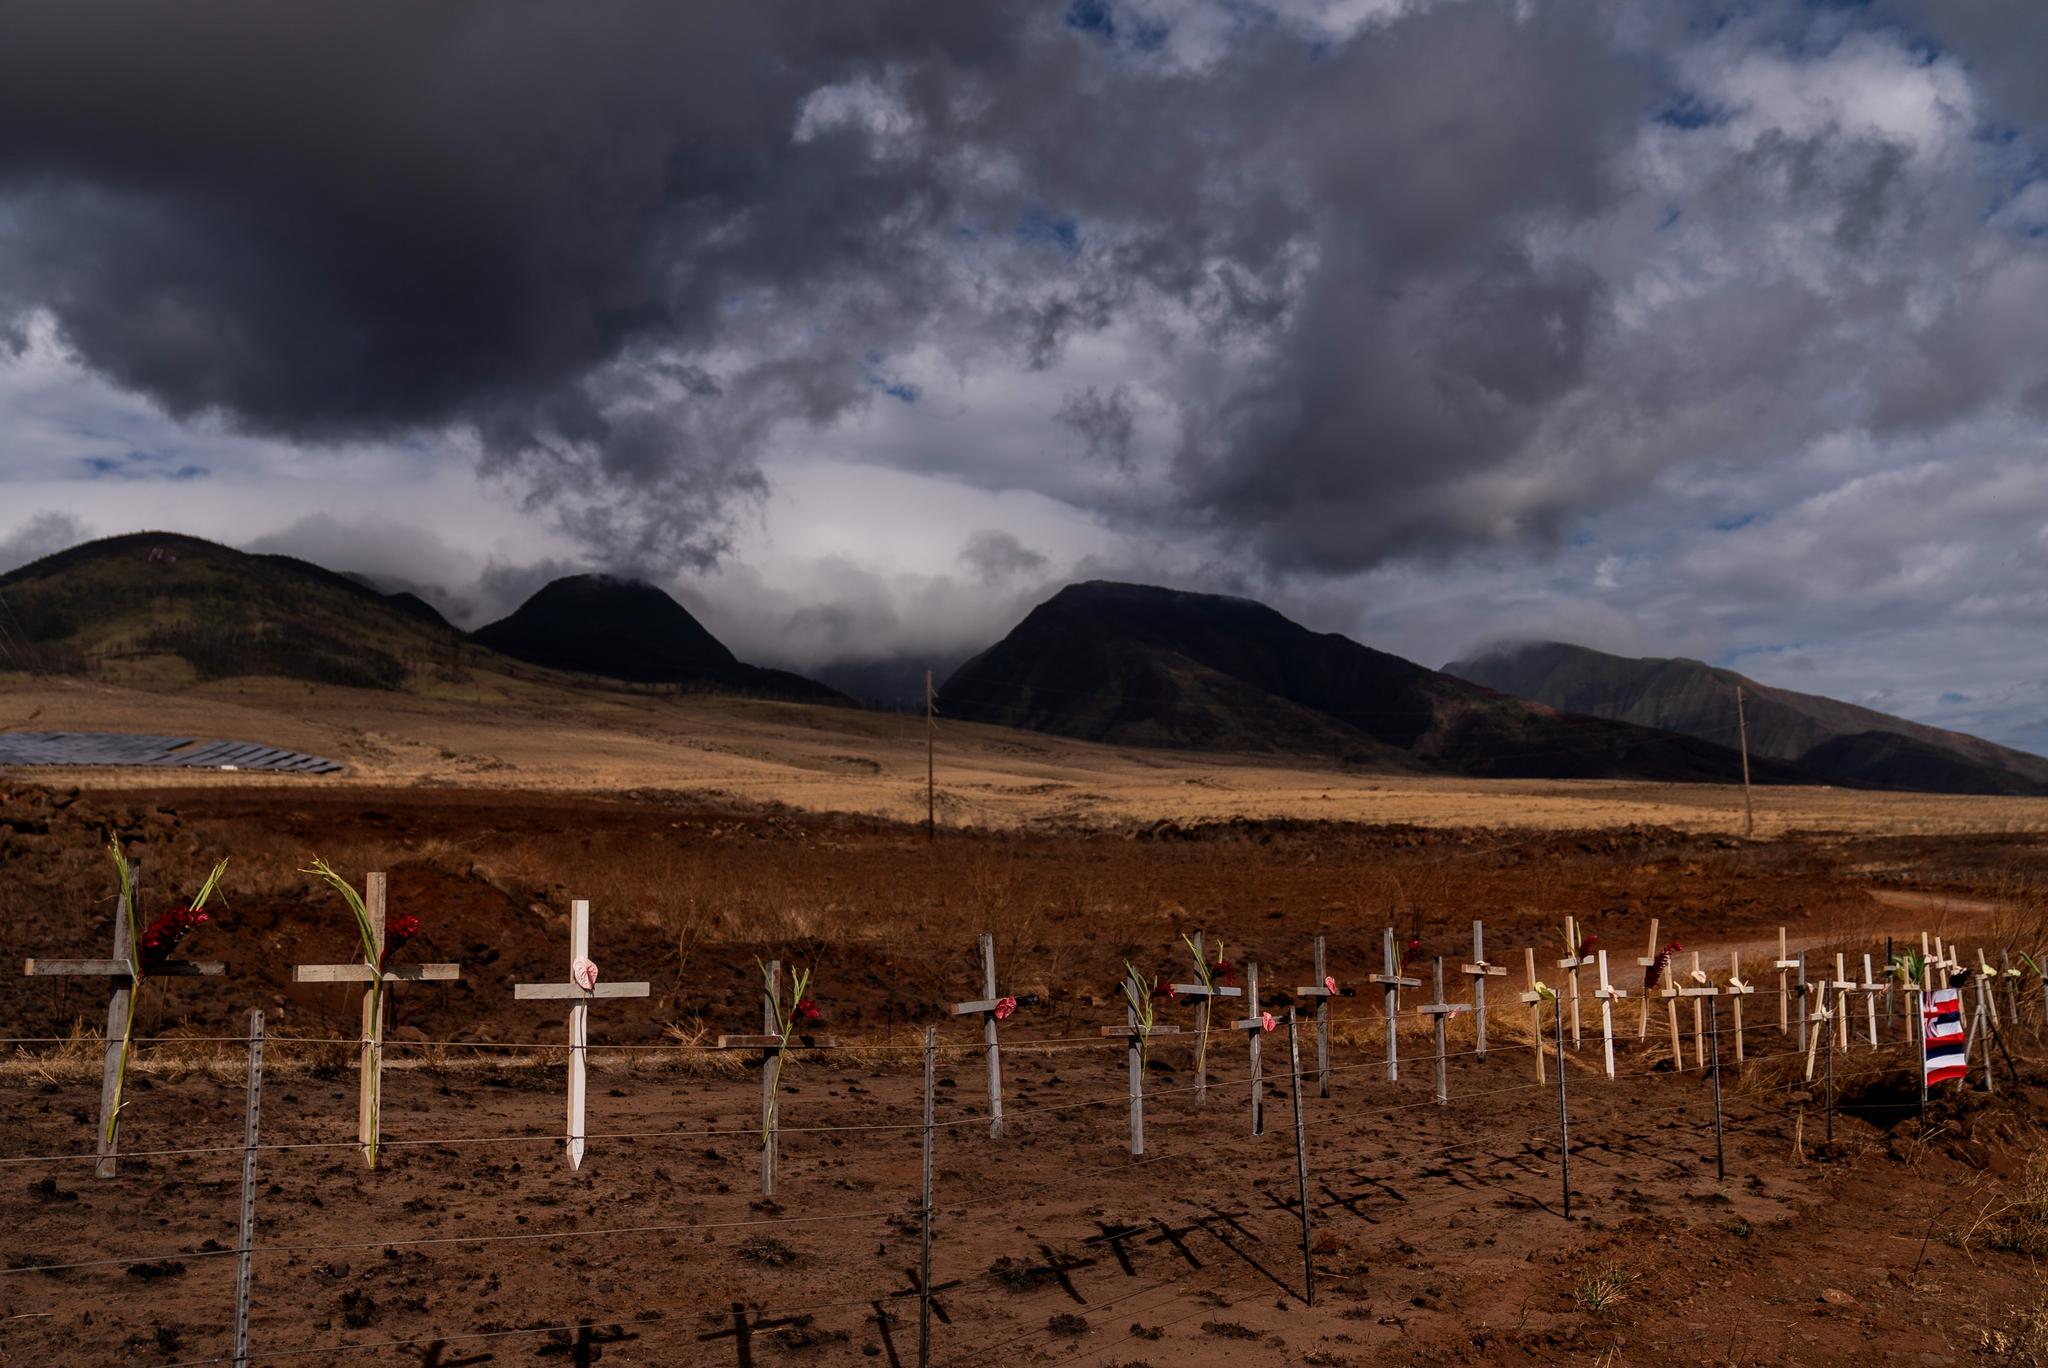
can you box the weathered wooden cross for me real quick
[1368,928,1421,1082]
[291,872,460,1168]
[1591,949,1627,1079]
[1293,935,1338,1097]
[1555,916,1595,1048]
[1975,948,2003,1031]
[1518,947,1546,1084]
[1416,958,1471,1105]
[1634,917,1662,1041]
[1676,959,1719,1075]
[511,899,648,1171]
[1169,931,1241,1102]
[1101,965,1184,1157]
[1773,928,1796,1035]
[25,854,228,1177]
[1725,952,1754,1062]
[1461,920,1507,1059]
[1228,960,1276,1135]
[715,959,834,1197]
[1855,953,1883,1047]
[950,932,1026,1139]
[1828,953,1856,1051]
[1659,962,1687,1071]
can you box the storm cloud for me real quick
[2,0,2046,748]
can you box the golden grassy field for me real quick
[7,668,2048,835]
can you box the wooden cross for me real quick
[1367,928,1420,1082]
[1725,952,1755,1062]
[1829,953,1856,1051]
[1975,949,2003,1030]
[1591,949,1627,1079]
[290,872,460,1168]
[715,959,835,1197]
[1801,962,1833,1082]
[511,899,648,1171]
[1855,954,1883,1047]
[1228,960,1275,1135]
[1293,935,1338,1097]
[1555,916,1595,1048]
[1676,959,1719,1074]
[1169,931,1241,1101]
[2002,948,2022,1027]
[1461,920,1507,1059]
[25,854,227,1177]
[1517,947,1546,1084]
[1773,928,1796,1035]
[1659,966,1686,1071]
[951,933,1025,1139]
[1634,917,1661,1041]
[1100,965,1184,1157]
[1415,958,1470,1105]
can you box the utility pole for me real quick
[1735,684,1754,839]
[925,669,936,842]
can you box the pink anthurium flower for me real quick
[1260,1011,1276,1033]
[994,996,1018,1020]
[573,957,600,991]
[1323,975,1338,995]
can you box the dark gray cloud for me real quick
[959,529,1049,584]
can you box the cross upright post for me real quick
[1831,953,1855,1051]
[512,899,649,1170]
[1293,935,1338,1097]
[25,854,228,1177]
[292,872,462,1168]
[1592,949,1627,1079]
[1856,953,1882,1047]
[1368,928,1420,1082]
[1634,918,1661,1041]
[1725,952,1755,1061]
[1773,928,1796,1035]
[1517,946,1546,1084]
[1976,949,2002,1031]
[1678,959,1720,1074]
[1169,931,1241,1102]
[1555,917,1594,1048]
[1416,958,1471,1105]
[1099,965,1184,1157]
[1461,920,1507,1059]
[951,933,1027,1139]
[1228,960,1273,1135]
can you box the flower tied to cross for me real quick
[794,996,822,1022]
[138,905,209,967]
[572,957,600,991]
[1259,1011,1276,1033]
[1323,974,1338,996]
[1531,980,1558,1002]
[1120,961,1161,1065]
[1643,941,1683,993]
[993,996,1018,1020]
[1400,937,1423,975]
[380,913,421,971]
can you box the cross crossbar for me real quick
[293,964,461,983]
[26,958,226,977]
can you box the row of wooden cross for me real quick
[31,867,2034,1187]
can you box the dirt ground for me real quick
[4,772,2048,1365]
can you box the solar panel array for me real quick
[0,731,343,773]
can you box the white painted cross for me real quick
[1228,960,1277,1135]
[1591,949,1627,1080]
[1169,931,1241,1102]
[1416,958,1471,1105]
[1659,969,1686,1071]
[1676,960,1719,1076]
[512,899,648,1170]
[1368,928,1421,1082]
[1293,935,1339,1097]
[1461,920,1507,1059]
[950,933,1027,1139]
[1829,953,1856,1051]
[291,872,461,1168]
[25,855,227,1177]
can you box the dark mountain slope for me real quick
[472,575,842,703]
[939,582,1795,782]
[1445,641,2048,796]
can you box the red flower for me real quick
[794,997,822,1022]
[1575,932,1598,959]
[380,913,421,970]
[1400,938,1423,972]
[1643,942,1684,992]
[993,996,1018,1020]
[138,905,207,966]
[1211,957,1236,988]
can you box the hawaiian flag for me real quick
[1924,986,1968,1086]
